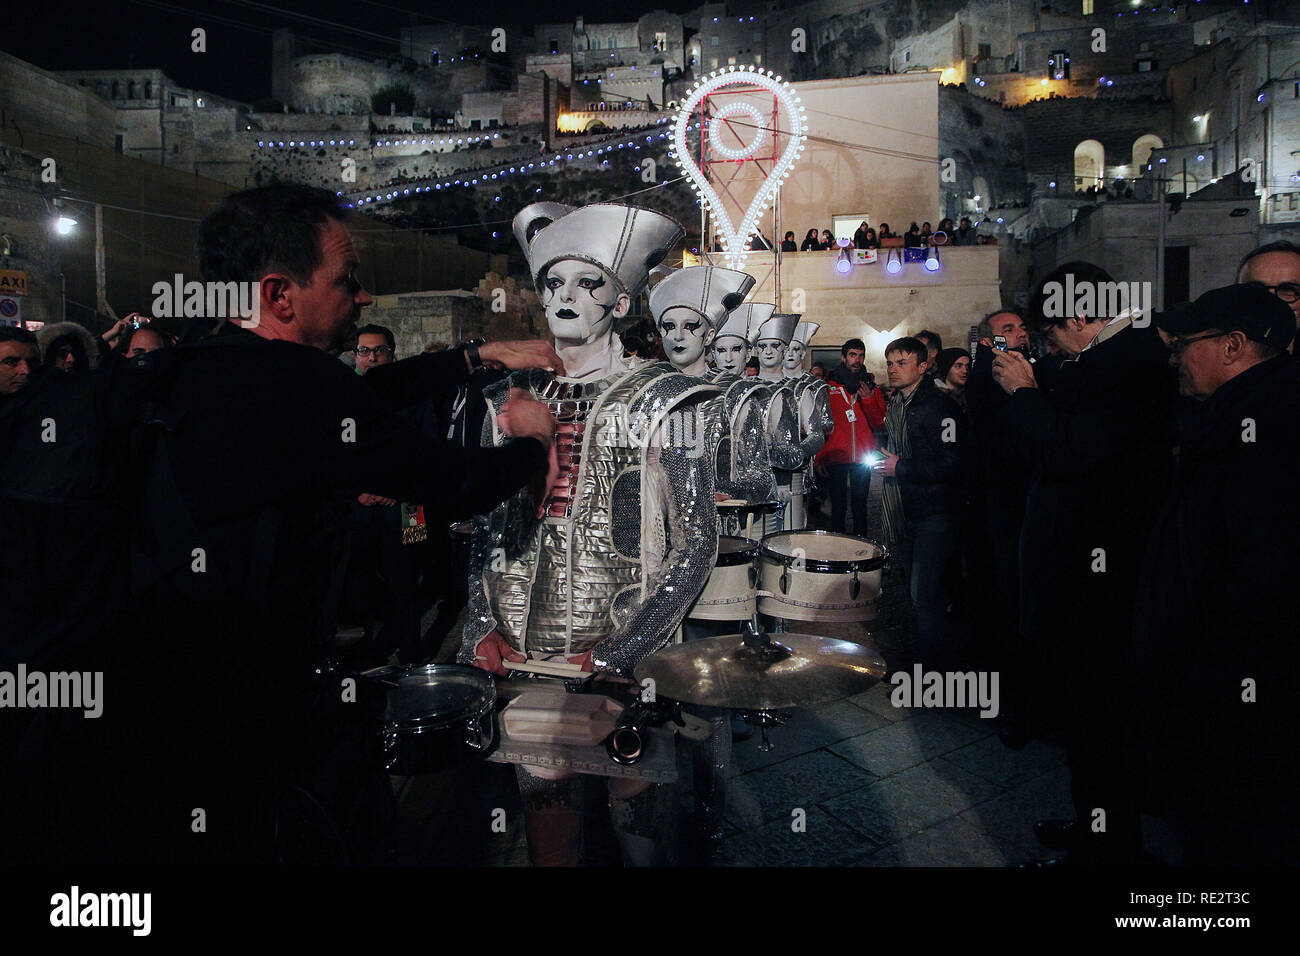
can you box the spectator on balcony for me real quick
[920,221,933,244]
[904,222,923,248]
[781,231,798,252]
[800,228,821,252]
[951,217,977,246]
[852,221,872,249]
[820,229,834,250]
[878,223,895,241]
[751,229,772,251]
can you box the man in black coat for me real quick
[1133,284,1299,864]
[992,261,1178,865]
[4,184,563,865]
[964,310,1037,742]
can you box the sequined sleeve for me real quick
[590,403,719,678]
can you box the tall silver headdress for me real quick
[791,320,819,347]
[753,312,800,346]
[648,266,755,330]
[716,302,775,343]
[513,202,684,298]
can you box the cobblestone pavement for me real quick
[397,482,1071,866]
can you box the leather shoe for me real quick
[1032,818,1076,851]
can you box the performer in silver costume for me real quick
[459,201,719,866]
[749,310,805,532]
[701,302,785,509]
[647,265,757,848]
[780,321,834,529]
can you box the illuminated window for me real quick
[1082,0,1094,14]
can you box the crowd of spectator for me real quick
[803,246,1299,868]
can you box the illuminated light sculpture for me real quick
[672,67,808,270]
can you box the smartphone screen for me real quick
[993,336,1008,352]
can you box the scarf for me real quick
[879,382,920,549]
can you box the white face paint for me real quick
[783,340,805,371]
[711,335,749,374]
[756,338,787,371]
[540,259,626,346]
[657,307,715,370]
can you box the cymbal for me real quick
[634,633,887,710]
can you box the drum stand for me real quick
[740,710,792,753]
[732,620,795,751]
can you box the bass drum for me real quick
[365,664,496,775]
[688,535,758,621]
[758,530,887,623]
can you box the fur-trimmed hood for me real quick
[36,321,100,370]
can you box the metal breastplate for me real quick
[482,364,683,657]
[706,371,779,502]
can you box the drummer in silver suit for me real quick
[460,201,720,866]
[709,304,796,527]
[647,264,759,849]
[749,310,806,531]
[781,321,834,529]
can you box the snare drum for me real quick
[365,664,496,775]
[689,536,758,621]
[757,531,887,622]
[716,499,783,538]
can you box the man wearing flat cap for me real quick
[1131,283,1300,865]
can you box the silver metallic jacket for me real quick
[703,369,780,503]
[789,372,833,461]
[459,362,720,678]
[758,379,804,473]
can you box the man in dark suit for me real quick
[992,261,1178,865]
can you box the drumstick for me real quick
[745,513,754,539]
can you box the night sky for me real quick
[7,0,701,104]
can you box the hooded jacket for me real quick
[36,321,101,371]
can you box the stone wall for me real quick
[288,53,451,115]
[0,52,117,149]
[1030,197,1259,303]
[939,86,1030,218]
[1013,96,1172,195]
[732,244,1002,380]
[363,273,536,359]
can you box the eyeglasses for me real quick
[1250,281,1300,303]
[1168,331,1230,355]
[353,345,393,358]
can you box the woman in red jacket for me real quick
[819,339,887,536]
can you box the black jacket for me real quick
[887,374,965,519]
[1006,323,1178,650]
[1130,355,1300,861]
